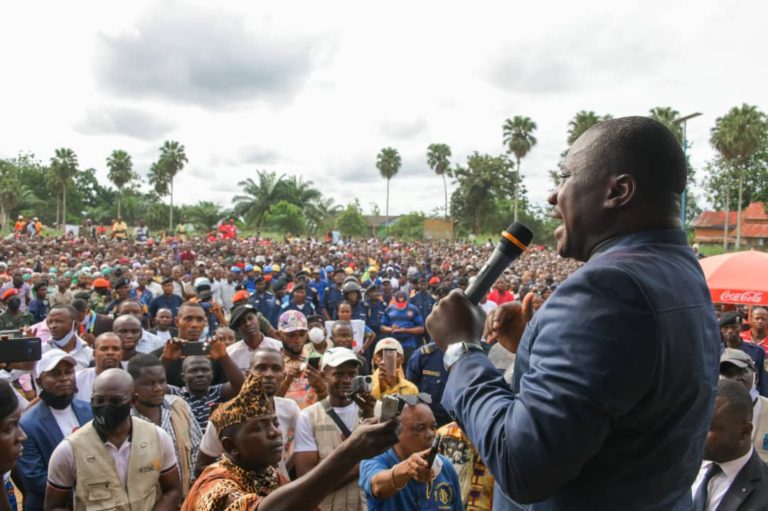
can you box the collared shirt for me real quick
[136,329,166,353]
[226,337,283,374]
[691,447,754,510]
[48,289,74,307]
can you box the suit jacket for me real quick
[16,399,93,511]
[717,450,768,511]
[442,230,721,510]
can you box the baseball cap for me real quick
[35,350,76,379]
[720,348,755,370]
[374,337,403,355]
[321,347,362,371]
[230,304,257,329]
[93,278,111,289]
[232,290,251,304]
[278,310,307,332]
[719,311,742,327]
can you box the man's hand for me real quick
[284,364,301,384]
[353,392,377,419]
[484,292,534,354]
[305,365,327,394]
[399,448,434,483]
[207,338,227,361]
[426,289,486,351]
[342,418,399,461]
[162,339,184,361]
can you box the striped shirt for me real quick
[168,384,225,431]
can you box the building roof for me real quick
[694,211,739,228]
[694,202,768,240]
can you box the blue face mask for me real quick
[53,324,76,348]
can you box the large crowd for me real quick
[0,224,766,511]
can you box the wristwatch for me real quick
[443,342,485,371]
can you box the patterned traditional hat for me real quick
[211,373,274,438]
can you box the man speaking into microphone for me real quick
[427,116,720,510]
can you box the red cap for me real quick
[93,278,111,289]
[233,290,250,302]
[428,277,440,285]
[1,289,17,301]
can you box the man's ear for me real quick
[604,173,636,209]
[221,436,237,456]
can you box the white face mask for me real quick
[308,327,326,345]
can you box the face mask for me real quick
[40,389,75,410]
[6,298,20,311]
[92,402,132,435]
[53,323,77,348]
[309,327,326,345]
[750,374,759,401]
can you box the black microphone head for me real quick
[497,222,533,256]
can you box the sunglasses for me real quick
[399,393,432,406]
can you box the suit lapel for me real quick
[38,404,64,445]
[716,451,761,511]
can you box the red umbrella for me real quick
[699,250,768,305]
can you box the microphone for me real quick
[464,222,533,305]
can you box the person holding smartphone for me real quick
[370,338,418,400]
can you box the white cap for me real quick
[374,337,403,355]
[320,347,362,371]
[35,350,76,379]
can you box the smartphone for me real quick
[383,349,397,375]
[425,434,442,467]
[0,329,22,339]
[0,338,42,363]
[181,342,211,357]
[380,395,402,421]
[307,357,321,370]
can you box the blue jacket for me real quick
[442,230,720,510]
[17,400,93,511]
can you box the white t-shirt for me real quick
[75,368,96,402]
[293,402,358,453]
[226,337,284,374]
[50,405,82,437]
[480,299,498,315]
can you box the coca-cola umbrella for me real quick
[699,250,768,306]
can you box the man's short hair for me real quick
[71,299,88,314]
[179,301,205,314]
[716,379,753,423]
[49,304,78,321]
[116,298,143,313]
[126,353,163,380]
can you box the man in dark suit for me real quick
[427,117,720,509]
[16,350,92,510]
[692,380,768,510]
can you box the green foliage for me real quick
[502,116,537,161]
[181,201,227,231]
[336,202,368,237]
[567,111,612,145]
[263,200,305,235]
[427,143,452,220]
[649,106,684,143]
[389,212,426,240]
[450,152,516,234]
[703,153,768,210]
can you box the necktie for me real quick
[693,463,722,511]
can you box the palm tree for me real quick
[649,107,684,144]
[502,116,537,222]
[426,143,452,219]
[710,104,768,249]
[158,140,188,230]
[49,148,79,228]
[305,197,342,234]
[106,150,137,218]
[184,201,225,230]
[278,175,322,206]
[376,147,401,233]
[567,111,612,145]
[233,170,287,228]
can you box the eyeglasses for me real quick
[399,393,432,406]
[91,395,132,407]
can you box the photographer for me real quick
[294,347,376,511]
[359,398,462,511]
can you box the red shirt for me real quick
[487,289,515,305]
[741,330,768,354]
[218,223,237,239]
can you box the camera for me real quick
[349,375,372,397]
[380,395,407,421]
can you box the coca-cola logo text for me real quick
[719,290,765,304]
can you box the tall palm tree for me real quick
[567,111,612,145]
[233,170,287,228]
[376,147,401,233]
[158,140,188,230]
[278,175,322,206]
[426,143,452,219]
[49,148,79,228]
[710,104,768,248]
[649,107,684,144]
[502,116,537,222]
[106,150,137,218]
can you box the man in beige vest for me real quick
[720,348,768,461]
[45,368,181,511]
[294,347,376,511]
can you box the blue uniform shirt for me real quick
[149,293,184,319]
[406,343,450,426]
[322,286,344,319]
[360,448,463,511]
[366,300,387,335]
[381,303,424,349]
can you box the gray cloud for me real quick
[329,153,431,186]
[379,119,427,139]
[487,27,669,94]
[94,4,319,107]
[74,107,176,140]
[239,146,280,165]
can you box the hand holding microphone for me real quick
[426,222,533,352]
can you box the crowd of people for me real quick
[0,226,765,510]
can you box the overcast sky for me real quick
[1,1,766,216]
